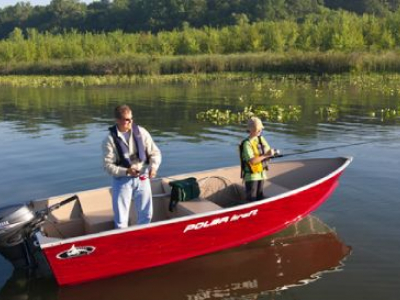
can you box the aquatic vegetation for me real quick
[368,108,400,121]
[267,88,284,99]
[257,105,302,123]
[196,109,235,125]
[196,105,302,125]
[196,106,255,125]
[1,73,400,93]
[315,105,340,122]
[0,75,134,88]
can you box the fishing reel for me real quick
[273,149,281,156]
[271,149,282,158]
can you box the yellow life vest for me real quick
[248,137,264,173]
[239,136,269,177]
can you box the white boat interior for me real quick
[32,157,348,240]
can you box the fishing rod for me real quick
[271,140,379,159]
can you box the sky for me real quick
[0,0,95,9]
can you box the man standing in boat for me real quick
[102,105,162,228]
[240,117,275,202]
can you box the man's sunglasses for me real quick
[120,118,132,122]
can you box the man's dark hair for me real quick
[114,105,132,119]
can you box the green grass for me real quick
[2,70,400,90]
[1,52,400,79]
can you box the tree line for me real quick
[2,10,400,64]
[1,0,400,39]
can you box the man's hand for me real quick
[149,169,157,178]
[126,167,140,177]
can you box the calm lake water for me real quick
[0,79,399,300]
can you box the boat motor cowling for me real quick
[0,195,79,269]
[0,204,36,247]
[0,203,39,269]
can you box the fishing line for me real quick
[273,139,388,158]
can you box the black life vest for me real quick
[109,124,148,167]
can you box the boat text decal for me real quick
[183,209,258,233]
[56,244,96,259]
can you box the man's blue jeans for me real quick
[111,175,153,228]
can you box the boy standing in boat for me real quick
[102,105,162,228]
[240,117,275,202]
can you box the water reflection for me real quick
[1,82,399,142]
[0,215,351,300]
[0,80,399,300]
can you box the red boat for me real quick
[55,215,351,299]
[0,157,352,286]
[0,215,351,300]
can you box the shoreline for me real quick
[0,51,399,84]
[0,71,400,88]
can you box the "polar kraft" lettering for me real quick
[183,209,258,233]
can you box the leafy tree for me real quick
[47,0,86,31]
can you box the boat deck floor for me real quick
[35,158,345,240]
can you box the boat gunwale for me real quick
[38,156,352,248]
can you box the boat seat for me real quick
[78,187,143,234]
[42,219,85,239]
[44,194,83,222]
[263,181,290,198]
[83,210,115,234]
[78,188,115,234]
[172,198,222,217]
